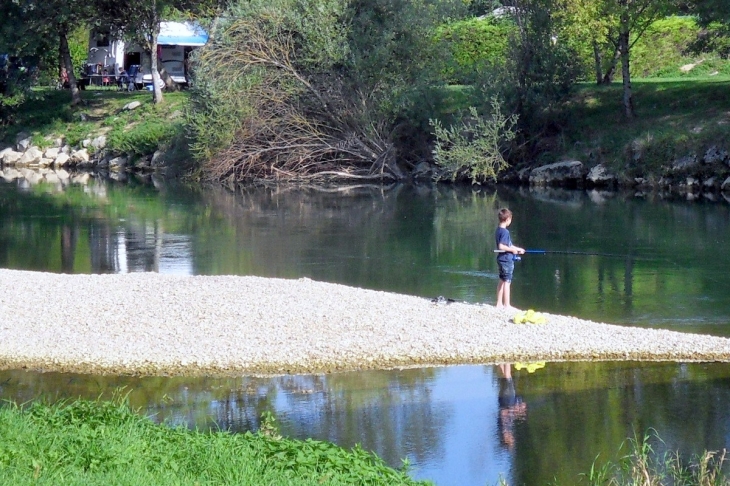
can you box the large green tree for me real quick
[0,0,95,105]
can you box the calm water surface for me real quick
[1,177,730,484]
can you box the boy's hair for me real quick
[498,208,512,222]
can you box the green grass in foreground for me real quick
[0,398,427,486]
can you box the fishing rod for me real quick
[493,249,637,258]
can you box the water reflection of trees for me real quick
[511,362,730,486]
[0,366,448,468]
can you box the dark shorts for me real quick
[498,259,514,283]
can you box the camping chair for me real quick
[123,65,140,92]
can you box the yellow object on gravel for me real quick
[514,361,546,373]
[513,309,547,324]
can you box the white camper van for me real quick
[85,21,208,88]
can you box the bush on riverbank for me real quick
[0,398,426,485]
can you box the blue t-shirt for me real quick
[495,226,512,263]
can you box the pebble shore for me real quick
[1,269,730,376]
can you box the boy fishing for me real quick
[495,208,524,310]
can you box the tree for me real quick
[0,0,94,105]
[188,0,462,182]
[562,0,676,118]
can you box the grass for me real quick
[0,87,189,166]
[4,77,730,182]
[559,77,730,178]
[582,430,730,486]
[0,397,428,486]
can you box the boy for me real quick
[495,208,524,310]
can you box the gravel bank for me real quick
[1,269,729,376]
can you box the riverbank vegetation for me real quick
[583,431,730,486]
[0,398,426,485]
[2,1,730,184]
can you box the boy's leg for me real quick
[496,279,506,307]
[502,281,511,309]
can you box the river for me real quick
[1,175,729,485]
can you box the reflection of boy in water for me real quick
[497,364,527,451]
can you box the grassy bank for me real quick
[0,87,190,168]
[3,78,730,183]
[0,398,426,486]
[560,77,730,178]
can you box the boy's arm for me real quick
[498,242,525,254]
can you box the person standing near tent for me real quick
[495,208,524,310]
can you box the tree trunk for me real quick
[619,8,634,119]
[59,32,82,105]
[601,46,620,84]
[592,40,603,85]
[150,3,163,104]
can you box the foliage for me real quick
[631,16,703,78]
[561,78,730,177]
[435,16,515,83]
[188,0,461,182]
[0,398,428,485]
[469,0,580,161]
[0,88,188,163]
[430,100,517,182]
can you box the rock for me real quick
[703,146,728,165]
[529,160,585,186]
[721,177,730,193]
[0,167,21,181]
[70,149,90,164]
[44,172,61,184]
[44,147,60,159]
[1,149,22,166]
[79,113,88,121]
[683,177,700,191]
[53,153,70,168]
[110,171,128,182]
[703,177,718,190]
[71,173,91,185]
[17,147,43,166]
[15,132,32,152]
[21,169,43,185]
[411,161,432,180]
[671,154,698,172]
[108,156,128,172]
[91,135,107,151]
[38,158,54,168]
[586,164,617,187]
[517,167,532,183]
[151,150,166,167]
[81,139,91,148]
[123,101,142,111]
[55,169,70,180]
